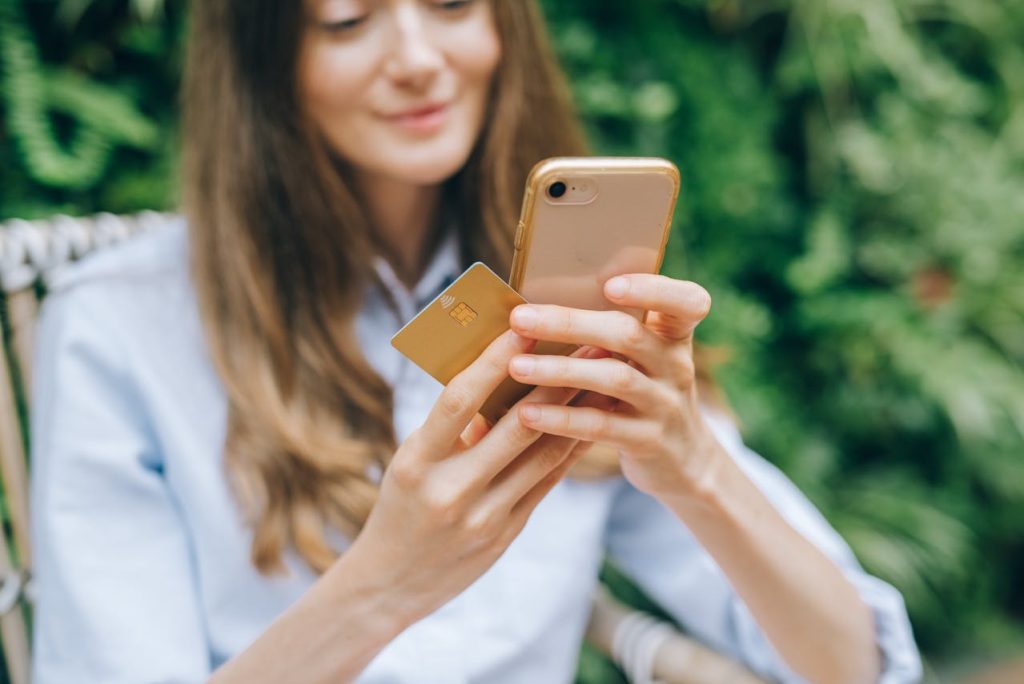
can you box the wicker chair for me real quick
[0,212,766,684]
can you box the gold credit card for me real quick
[391,262,561,423]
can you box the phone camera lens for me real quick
[548,181,567,199]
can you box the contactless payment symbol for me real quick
[450,302,478,326]
[438,294,456,310]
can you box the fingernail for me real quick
[606,277,629,299]
[510,356,535,376]
[521,405,542,423]
[512,306,538,331]
[512,356,536,376]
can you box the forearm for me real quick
[209,549,414,684]
[664,444,880,684]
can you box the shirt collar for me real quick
[371,227,461,319]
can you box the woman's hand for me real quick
[213,333,607,684]
[342,330,600,629]
[506,276,885,684]
[506,274,725,509]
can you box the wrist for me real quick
[652,421,726,504]
[659,434,741,525]
[325,544,421,645]
[210,540,420,683]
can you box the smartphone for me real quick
[509,157,680,319]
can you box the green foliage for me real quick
[541,0,1024,667]
[0,0,182,218]
[2,0,1022,676]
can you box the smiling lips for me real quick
[383,102,449,135]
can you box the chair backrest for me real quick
[0,211,172,684]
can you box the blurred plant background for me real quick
[1,0,1022,681]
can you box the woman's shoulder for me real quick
[33,215,220,443]
[38,216,203,364]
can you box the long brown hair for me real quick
[182,0,589,574]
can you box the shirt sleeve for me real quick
[30,283,211,684]
[603,410,923,683]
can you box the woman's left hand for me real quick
[507,273,726,508]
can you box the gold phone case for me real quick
[509,157,680,319]
[390,262,534,423]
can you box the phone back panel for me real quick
[509,158,680,317]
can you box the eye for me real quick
[318,15,369,34]
[430,0,475,12]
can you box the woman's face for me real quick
[300,0,502,186]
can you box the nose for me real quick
[384,4,445,89]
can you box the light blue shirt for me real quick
[30,220,922,683]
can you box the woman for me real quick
[30,1,921,682]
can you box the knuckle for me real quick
[610,362,637,393]
[675,354,696,387]
[661,386,686,416]
[541,356,559,375]
[508,413,540,442]
[388,452,424,490]
[438,384,472,419]
[423,485,462,526]
[556,407,575,434]
[622,316,647,349]
[623,417,658,453]
[589,410,613,441]
[658,416,676,444]
[553,356,574,380]
[561,308,578,338]
[537,442,568,472]
[462,507,500,542]
[483,343,511,376]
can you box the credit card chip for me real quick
[450,302,477,326]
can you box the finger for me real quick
[604,275,711,340]
[417,330,535,451]
[573,389,619,412]
[458,414,492,450]
[510,304,665,372]
[466,377,580,476]
[567,441,623,480]
[488,343,609,427]
[509,355,662,412]
[509,437,592,518]
[486,391,619,517]
[482,430,578,512]
[518,403,659,453]
[450,345,609,482]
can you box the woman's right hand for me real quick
[340,330,596,627]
